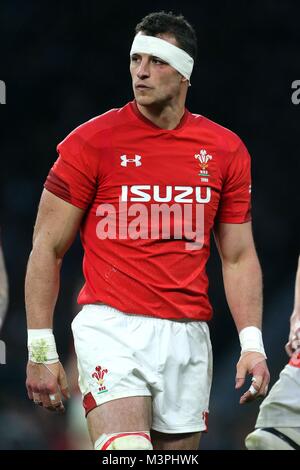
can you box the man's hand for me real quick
[285,311,300,357]
[235,351,270,404]
[26,360,70,413]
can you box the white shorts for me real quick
[71,304,213,433]
[255,357,300,428]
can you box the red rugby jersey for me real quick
[45,100,251,320]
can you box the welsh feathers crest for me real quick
[194,149,212,176]
[92,365,108,393]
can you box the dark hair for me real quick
[135,11,197,60]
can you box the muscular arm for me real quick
[213,221,269,403]
[286,255,300,356]
[213,221,263,332]
[25,189,85,412]
[25,189,85,328]
[0,241,9,331]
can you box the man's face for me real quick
[130,33,184,107]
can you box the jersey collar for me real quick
[130,100,190,131]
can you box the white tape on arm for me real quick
[28,329,59,364]
[239,326,266,358]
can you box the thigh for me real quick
[151,430,201,450]
[87,396,152,444]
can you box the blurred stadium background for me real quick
[0,0,299,449]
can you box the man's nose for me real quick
[137,60,150,79]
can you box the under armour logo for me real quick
[120,155,142,167]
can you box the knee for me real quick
[94,431,153,450]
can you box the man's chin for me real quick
[134,94,155,107]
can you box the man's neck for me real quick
[136,101,186,130]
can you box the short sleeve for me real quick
[216,140,252,223]
[44,130,99,210]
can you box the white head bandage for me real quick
[130,32,194,83]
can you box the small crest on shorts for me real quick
[194,149,213,181]
[202,410,209,431]
[289,351,300,368]
[92,365,108,394]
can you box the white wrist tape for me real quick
[28,329,59,364]
[239,326,266,358]
[130,32,194,82]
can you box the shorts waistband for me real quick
[85,302,200,324]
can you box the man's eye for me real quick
[152,58,165,65]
